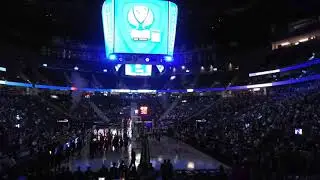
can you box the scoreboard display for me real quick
[134,106,149,115]
[125,64,152,76]
[140,106,148,115]
[102,0,178,57]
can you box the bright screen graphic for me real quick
[125,64,152,76]
[140,106,148,115]
[102,0,178,57]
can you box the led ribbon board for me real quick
[2,73,320,93]
[249,58,320,77]
[125,64,152,76]
[102,0,178,57]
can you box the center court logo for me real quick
[128,5,160,42]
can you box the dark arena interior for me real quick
[1,0,320,179]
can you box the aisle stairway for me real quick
[158,99,179,121]
[88,100,110,122]
[185,98,223,121]
[36,94,74,119]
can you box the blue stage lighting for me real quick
[109,54,117,61]
[164,56,173,62]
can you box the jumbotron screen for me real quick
[125,64,152,76]
[102,0,178,57]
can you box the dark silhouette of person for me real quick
[124,135,128,147]
[56,166,65,179]
[97,164,109,179]
[160,160,167,180]
[110,162,119,179]
[147,162,155,179]
[217,165,228,180]
[119,138,124,148]
[85,166,94,180]
[73,166,84,180]
[64,167,73,180]
[119,160,128,179]
[129,150,136,168]
[113,136,119,149]
[129,166,138,180]
[167,159,173,179]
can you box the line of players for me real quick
[89,129,129,158]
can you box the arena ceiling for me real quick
[3,0,320,52]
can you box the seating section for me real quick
[164,81,320,178]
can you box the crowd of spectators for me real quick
[163,95,219,122]
[89,94,130,123]
[0,87,91,179]
[8,160,178,180]
[2,77,320,179]
[0,85,174,178]
[164,81,320,179]
[89,93,167,125]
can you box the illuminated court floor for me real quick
[66,136,228,171]
[148,136,228,170]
